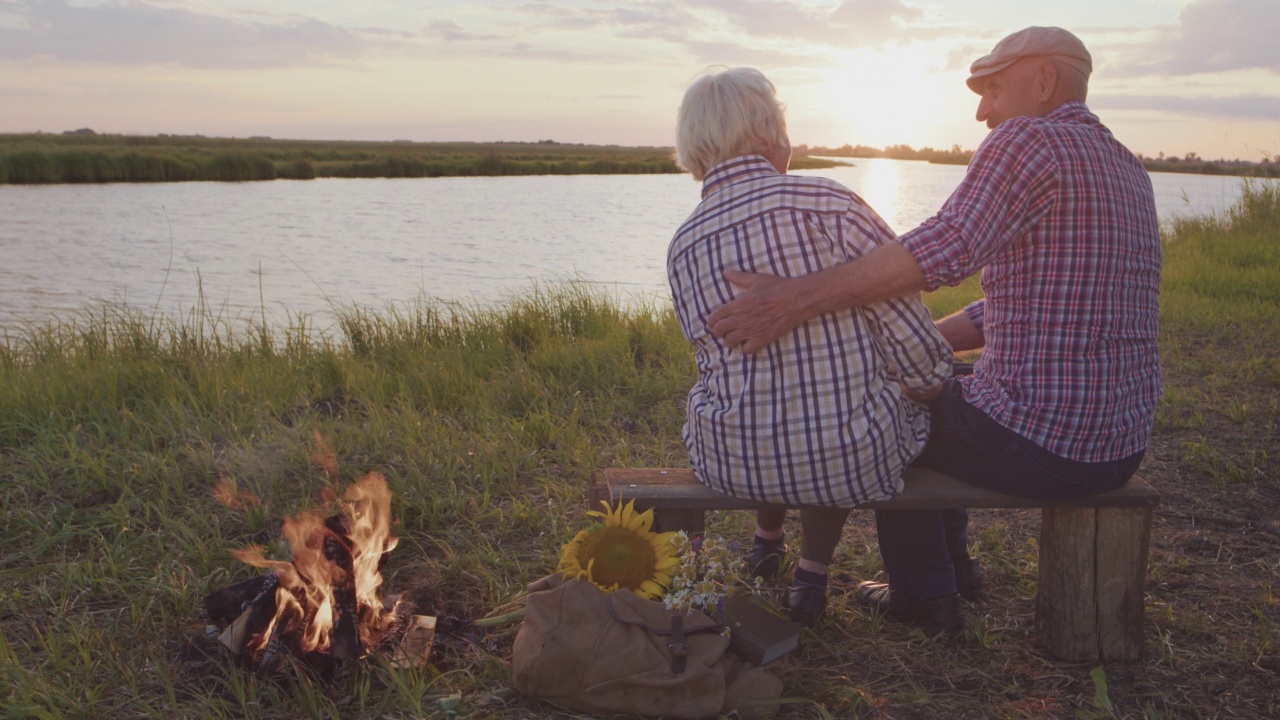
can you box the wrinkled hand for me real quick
[707,270,801,354]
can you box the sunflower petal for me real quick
[650,535,677,553]
[654,556,680,570]
[615,500,629,525]
[629,507,654,533]
[639,580,665,599]
[654,530,679,546]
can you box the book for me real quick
[724,594,801,666]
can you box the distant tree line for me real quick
[1135,151,1280,178]
[795,143,974,165]
[796,141,1279,178]
[4,131,1273,184]
[0,133,685,185]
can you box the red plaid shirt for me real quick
[900,102,1162,462]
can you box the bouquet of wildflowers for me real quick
[661,531,759,632]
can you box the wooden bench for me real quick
[590,466,1160,662]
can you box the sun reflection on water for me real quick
[854,158,903,227]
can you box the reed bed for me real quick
[1,183,1278,718]
[0,134,847,184]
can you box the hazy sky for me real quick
[3,0,1278,159]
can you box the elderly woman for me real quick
[668,67,953,625]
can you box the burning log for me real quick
[213,577,279,657]
[204,574,277,627]
[320,514,362,662]
[205,473,434,672]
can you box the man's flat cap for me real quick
[967,26,1091,94]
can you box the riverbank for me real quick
[1,184,1278,717]
[0,133,846,184]
[798,142,1280,177]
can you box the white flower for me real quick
[660,533,744,625]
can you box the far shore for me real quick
[5,131,1275,185]
[0,132,847,185]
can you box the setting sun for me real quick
[790,44,965,150]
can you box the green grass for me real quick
[1155,180,1280,487]
[0,133,850,184]
[2,183,1279,718]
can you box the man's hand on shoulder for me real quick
[709,244,925,354]
[708,270,802,354]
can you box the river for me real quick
[0,158,1260,336]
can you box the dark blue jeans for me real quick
[875,380,1145,599]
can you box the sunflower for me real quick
[557,499,680,601]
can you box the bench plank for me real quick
[601,467,1159,512]
[594,466,1159,663]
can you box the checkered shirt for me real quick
[899,102,1163,462]
[668,156,952,507]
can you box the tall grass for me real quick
[323,155,680,179]
[0,135,695,184]
[1,184,1278,717]
[1154,180,1280,488]
[0,134,853,184]
[1162,179,1280,319]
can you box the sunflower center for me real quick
[577,526,658,590]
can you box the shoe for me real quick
[854,581,963,637]
[953,557,983,602]
[745,543,786,580]
[784,584,827,626]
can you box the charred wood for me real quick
[204,574,278,626]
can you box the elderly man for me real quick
[707,27,1162,636]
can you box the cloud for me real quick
[1092,92,1280,121]
[0,0,943,74]
[686,0,926,46]
[423,19,503,42]
[483,0,933,67]
[686,0,830,40]
[828,0,925,42]
[681,39,832,69]
[498,41,625,63]
[1135,0,1280,76]
[0,0,372,68]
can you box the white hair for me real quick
[675,66,789,181]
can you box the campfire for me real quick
[204,472,434,672]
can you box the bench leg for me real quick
[1035,506,1151,662]
[588,476,611,513]
[652,509,706,534]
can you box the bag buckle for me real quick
[667,614,688,674]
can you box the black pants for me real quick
[875,380,1144,598]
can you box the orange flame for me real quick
[232,472,400,659]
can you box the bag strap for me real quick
[605,596,722,674]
